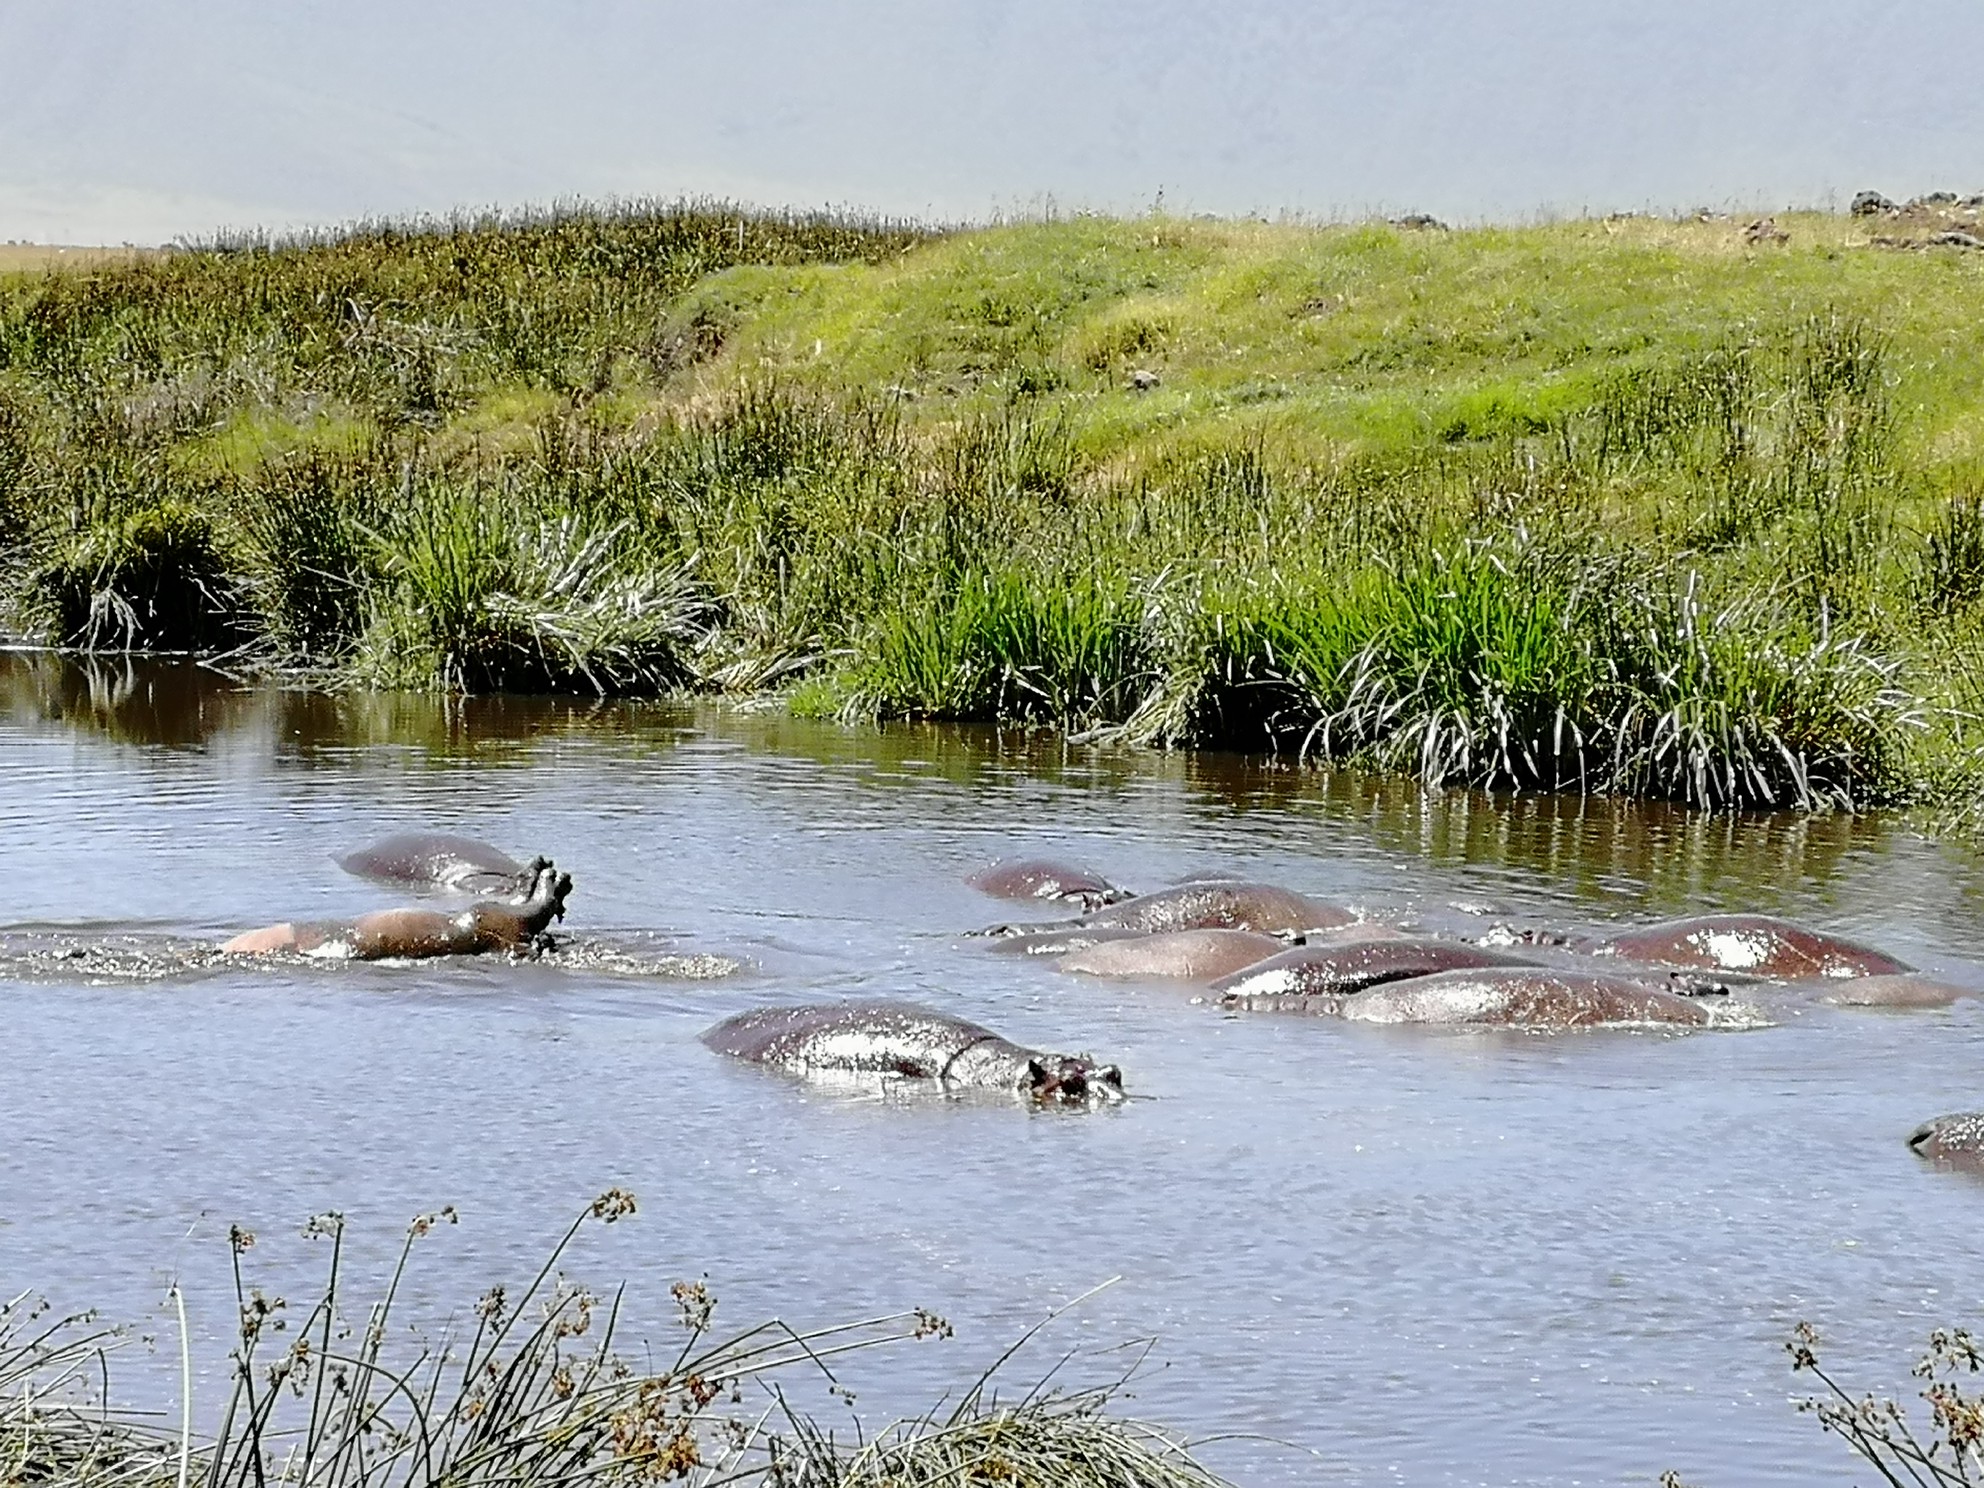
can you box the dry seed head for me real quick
[912,1307,953,1340]
[408,1205,457,1239]
[670,1279,714,1332]
[590,1188,638,1222]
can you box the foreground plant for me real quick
[0,1292,177,1488]
[1785,1321,1984,1486]
[763,1298,1232,1488]
[2,1193,1233,1488]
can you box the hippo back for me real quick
[338,833,529,894]
[1909,1111,1984,1162]
[987,881,1350,940]
[965,859,1131,908]
[1342,968,1715,1028]
[1059,929,1287,980]
[1214,938,1540,1009]
[1590,914,1909,978]
[700,1000,1000,1077]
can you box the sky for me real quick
[4,1,1982,244]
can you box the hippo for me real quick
[1908,1112,1984,1164]
[964,858,1134,911]
[973,881,1352,946]
[1058,929,1288,981]
[1332,968,1716,1029]
[1213,938,1543,1012]
[221,862,572,960]
[1812,974,1975,1009]
[1587,914,1909,979]
[337,832,541,896]
[983,925,1149,957]
[700,1000,1123,1106]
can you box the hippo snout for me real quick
[1026,1057,1125,1105]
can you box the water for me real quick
[3,650,1982,1486]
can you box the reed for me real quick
[1779,1321,1984,1487]
[0,1197,1234,1488]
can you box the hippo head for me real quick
[517,862,574,925]
[1024,1055,1125,1106]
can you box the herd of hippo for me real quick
[216,834,1983,1168]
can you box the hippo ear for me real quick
[1025,1057,1051,1092]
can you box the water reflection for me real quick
[0,650,261,750]
[0,650,700,764]
[0,650,1966,936]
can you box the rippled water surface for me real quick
[4,652,1983,1486]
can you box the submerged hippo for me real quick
[1811,974,1975,1009]
[1213,938,1542,1012]
[974,881,1351,947]
[1908,1112,1984,1164]
[964,858,1133,911]
[337,832,541,896]
[222,862,573,960]
[700,1000,1123,1106]
[1588,914,1909,979]
[983,924,1149,957]
[1058,929,1287,981]
[1335,968,1716,1029]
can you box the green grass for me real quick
[7,199,1984,815]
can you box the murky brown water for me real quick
[3,650,1982,1486]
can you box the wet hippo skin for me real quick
[974,881,1351,943]
[1587,914,1909,978]
[223,862,572,960]
[1908,1112,1984,1163]
[337,832,540,895]
[1059,929,1287,980]
[964,858,1133,910]
[701,999,1124,1105]
[1214,938,1541,1011]
[1334,968,1716,1029]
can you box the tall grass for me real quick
[0,1196,1233,1488]
[5,204,1984,815]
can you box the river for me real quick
[2,650,1980,1486]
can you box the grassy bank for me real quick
[6,199,1984,814]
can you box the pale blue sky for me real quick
[4,1,1980,243]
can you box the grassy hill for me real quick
[5,199,1984,818]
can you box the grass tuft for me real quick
[0,1200,1234,1488]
